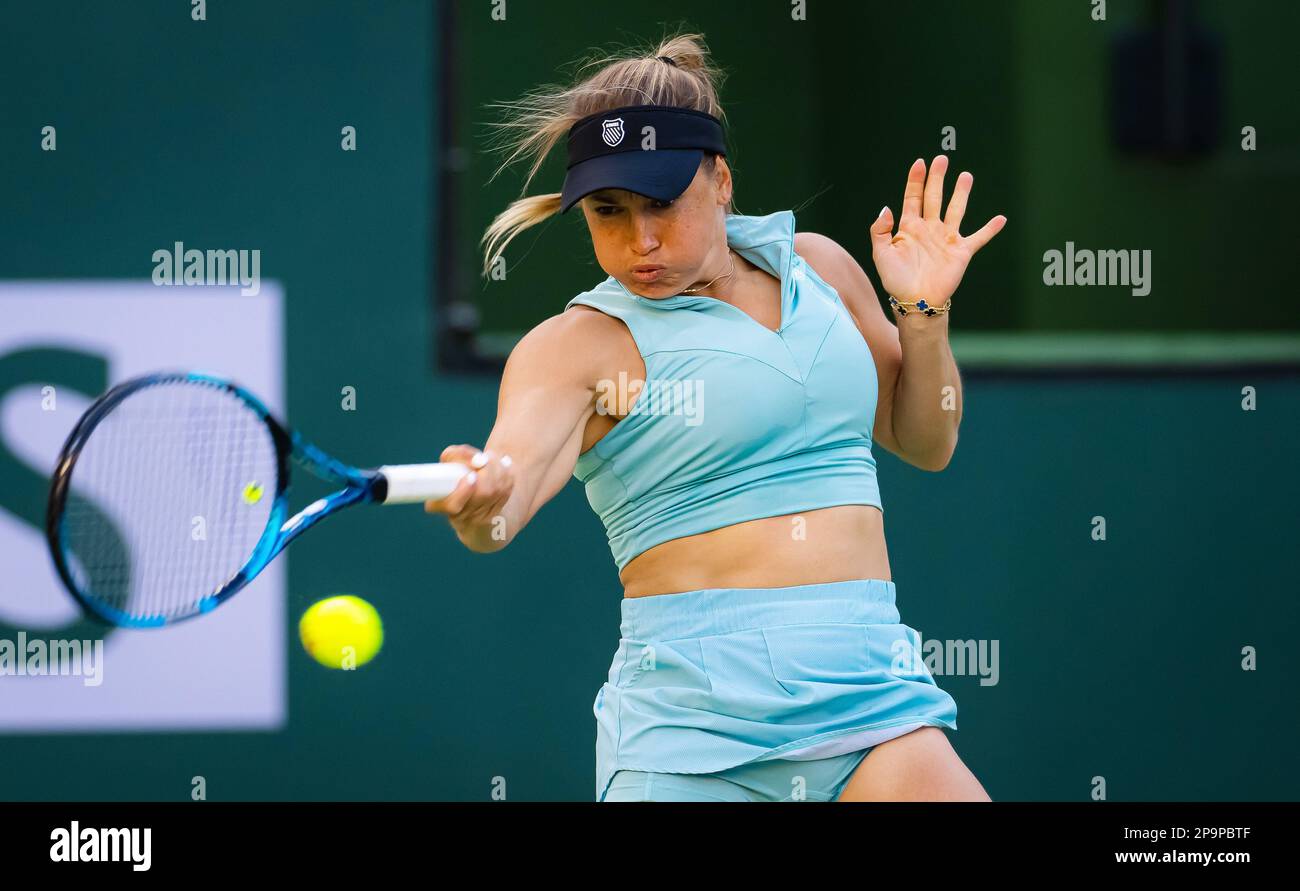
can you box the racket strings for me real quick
[59,380,279,622]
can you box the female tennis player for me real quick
[427,33,1004,802]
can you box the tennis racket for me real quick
[45,371,469,628]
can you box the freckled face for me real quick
[579,160,729,298]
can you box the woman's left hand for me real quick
[869,155,1006,307]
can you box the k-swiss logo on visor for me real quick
[601,118,626,147]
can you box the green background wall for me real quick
[461,0,1298,339]
[1,0,1295,800]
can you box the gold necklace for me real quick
[680,250,737,294]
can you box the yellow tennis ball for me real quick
[299,595,383,669]
[242,481,264,504]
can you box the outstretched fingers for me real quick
[869,204,895,253]
[922,155,948,220]
[964,215,1008,253]
[900,157,926,223]
[944,171,974,231]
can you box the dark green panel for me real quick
[1016,0,1299,330]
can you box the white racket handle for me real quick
[377,463,470,504]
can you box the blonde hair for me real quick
[478,31,733,278]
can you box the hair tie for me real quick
[657,55,678,68]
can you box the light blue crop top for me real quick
[564,209,883,572]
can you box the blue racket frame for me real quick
[47,371,385,628]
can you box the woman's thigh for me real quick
[602,750,872,802]
[835,726,991,801]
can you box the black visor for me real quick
[560,105,727,213]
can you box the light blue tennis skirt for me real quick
[594,578,958,801]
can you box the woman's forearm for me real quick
[890,310,962,471]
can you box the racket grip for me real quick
[377,463,470,504]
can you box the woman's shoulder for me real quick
[506,296,636,376]
[793,230,853,276]
[562,276,638,314]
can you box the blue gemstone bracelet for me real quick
[888,294,952,317]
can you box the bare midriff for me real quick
[618,504,891,598]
